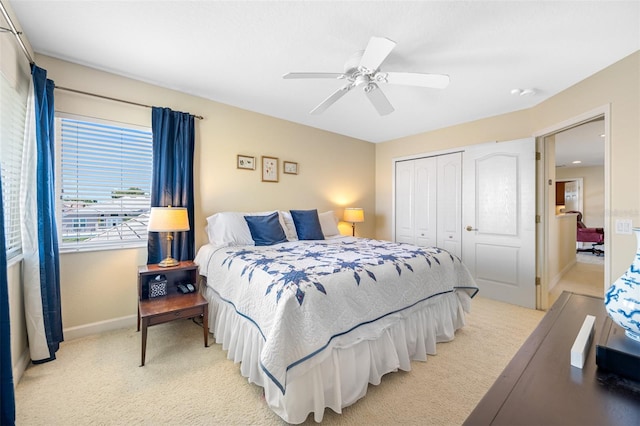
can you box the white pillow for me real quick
[206,211,275,246]
[278,211,298,241]
[279,210,340,240]
[318,210,340,237]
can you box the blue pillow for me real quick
[244,212,288,246]
[290,209,325,240]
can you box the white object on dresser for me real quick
[570,314,596,368]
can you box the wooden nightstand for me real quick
[137,260,208,366]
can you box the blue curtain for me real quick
[1,174,16,425]
[147,107,195,264]
[31,65,63,363]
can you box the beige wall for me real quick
[548,214,578,291]
[375,51,639,282]
[29,55,376,332]
[556,166,605,228]
[7,261,27,380]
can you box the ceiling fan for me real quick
[283,36,450,116]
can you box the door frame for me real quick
[534,105,610,310]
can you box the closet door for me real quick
[395,160,415,244]
[437,152,462,257]
[413,157,437,247]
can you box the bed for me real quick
[194,210,478,423]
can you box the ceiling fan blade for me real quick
[310,84,353,114]
[365,83,394,116]
[283,72,344,79]
[359,36,396,73]
[383,72,450,89]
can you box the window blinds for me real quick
[57,117,153,251]
[0,70,28,260]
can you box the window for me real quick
[0,66,29,260]
[57,116,153,251]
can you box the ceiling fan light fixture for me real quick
[374,72,388,83]
[355,74,370,87]
[284,36,449,116]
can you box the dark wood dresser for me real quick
[464,291,640,425]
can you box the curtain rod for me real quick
[0,0,203,120]
[55,85,205,120]
[0,0,35,65]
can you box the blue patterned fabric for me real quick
[31,64,63,363]
[148,107,195,264]
[244,212,287,246]
[290,209,324,240]
[222,238,456,305]
[198,237,478,394]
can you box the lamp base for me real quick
[158,257,179,268]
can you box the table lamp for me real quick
[343,207,364,236]
[148,206,190,267]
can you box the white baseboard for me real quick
[63,314,137,341]
[549,259,577,291]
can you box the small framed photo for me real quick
[262,156,279,182]
[237,155,255,170]
[283,161,298,175]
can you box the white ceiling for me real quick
[8,1,640,144]
[555,119,605,169]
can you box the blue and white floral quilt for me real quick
[196,237,478,394]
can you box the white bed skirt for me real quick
[203,285,472,424]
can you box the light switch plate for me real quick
[615,219,633,235]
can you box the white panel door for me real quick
[437,152,462,257]
[395,160,415,244]
[414,157,437,247]
[462,138,536,308]
[564,180,580,212]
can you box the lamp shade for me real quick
[148,206,190,232]
[343,208,364,223]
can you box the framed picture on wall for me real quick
[262,156,279,182]
[237,155,255,170]
[283,161,298,175]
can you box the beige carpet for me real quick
[15,296,544,425]
[576,252,604,266]
[549,259,604,307]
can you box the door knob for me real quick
[465,226,478,232]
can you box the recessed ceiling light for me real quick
[510,88,536,96]
[572,160,582,164]
[600,133,605,138]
